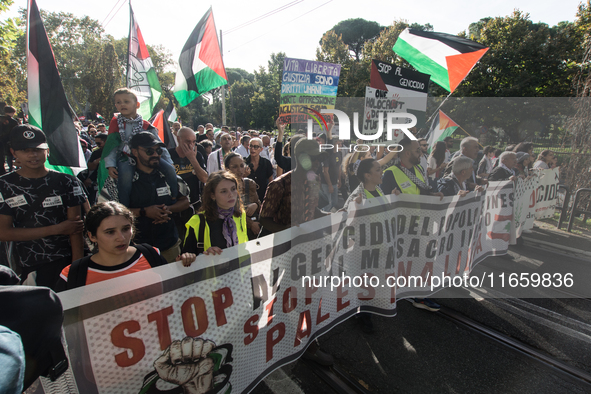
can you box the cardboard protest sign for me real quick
[279,57,341,125]
[362,60,430,142]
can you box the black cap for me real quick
[10,124,49,150]
[130,132,166,149]
[317,133,327,141]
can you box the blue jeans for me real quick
[321,183,339,212]
[117,158,178,207]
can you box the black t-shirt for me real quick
[88,148,103,182]
[321,147,340,185]
[168,148,206,204]
[0,170,87,267]
[129,169,183,250]
[245,156,274,202]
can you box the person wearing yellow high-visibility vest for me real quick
[343,158,400,208]
[183,172,248,256]
[381,137,444,312]
[381,137,445,198]
[342,158,400,333]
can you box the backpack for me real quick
[66,243,164,290]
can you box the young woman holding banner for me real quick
[182,171,248,256]
[56,201,196,290]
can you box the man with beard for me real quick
[128,132,189,262]
[382,137,444,197]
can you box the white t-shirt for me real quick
[427,156,438,180]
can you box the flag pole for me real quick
[418,90,453,136]
[126,0,132,88]
[456,124,483,147]
[220,29,226,126]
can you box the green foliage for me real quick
[0,0,25,105]
[83,42,122,120]
[330,18,383,61]
[226,79,254,129]
[457,11,580,98]
[249,52,285,130]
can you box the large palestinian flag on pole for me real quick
[27,0,85,172]
[127,5,162,119]
[174,7,227,107]
[426,110,459,151]
[393,28,488,93]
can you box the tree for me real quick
[329,18,383,61]
[250,52,285,130]
[14,9,111,114]
[83,41,122,119]
[0,0,25,106]
[226,80,255,129]
[446,11,582,142]
[316,30,369,97]
[458,11,580,98]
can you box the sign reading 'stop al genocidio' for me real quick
[279,57,341,124]
[364,60,430,140]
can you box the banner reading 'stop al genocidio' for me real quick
[28,175,564,394]
[279,57,341,125]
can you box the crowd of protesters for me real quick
[0,88,562,390]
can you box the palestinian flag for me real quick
[426,110,458,151]
[174,7,227,107]
[393,28,488,93]
[27,0,85,173]
[150,103,176,149]
[127,5,162,119]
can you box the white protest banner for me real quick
[512,168,560,241]
[534,168,560,219]
[38,183,512,394]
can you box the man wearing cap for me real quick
[0,125,86,289]
[128,132,190,262]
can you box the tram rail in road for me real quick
[438,306,591,389]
